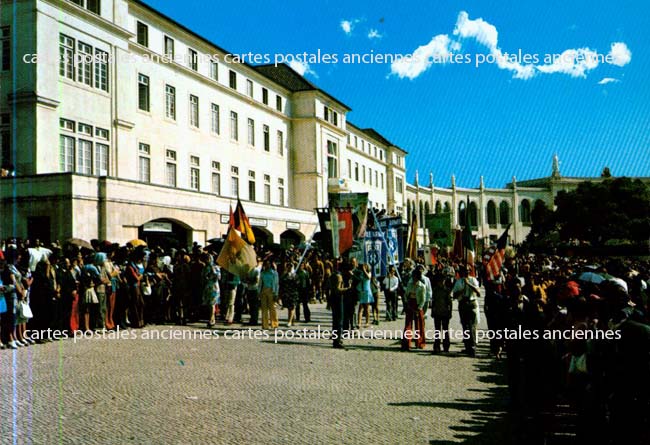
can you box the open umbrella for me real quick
[65,238,94,250]
[127,239,147,248]
[577,271,606,284]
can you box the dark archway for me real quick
[499,201,510,226]
[252,226,274,248]
[138,218,192,250]
[280,229,305,248]
[487,200,497,227]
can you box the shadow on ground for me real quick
[388,344,514,445]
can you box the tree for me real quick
[601,167,612,178]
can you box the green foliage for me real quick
[527,178,650,249]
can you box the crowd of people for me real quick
[0,236,648,443]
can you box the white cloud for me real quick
[390,11,631,82]
[608,42,631,66]
[537,48,600,78]
[453,11,535,80]
[368,29,383,40]
[390,34,452,79]
[340,19,361,35]
[289,60,318,78]
[598,77,619,85]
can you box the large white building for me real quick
[0,0,644,251]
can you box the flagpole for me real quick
[295,219,319,271]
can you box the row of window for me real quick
[59,118,110,175]
[138,75,285,155]
[407,199,533,226]
[347,132,385,162]
[136,143,286,205]
[69,0,100,15]
[345,158,386,189]
[59,34,109,92]
[135,21,283,112]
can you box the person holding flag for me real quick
[452,266,480,357]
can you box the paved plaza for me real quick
[1,299,512,445]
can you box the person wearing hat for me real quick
[452,266,480,357]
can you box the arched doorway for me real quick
[280,229,305,248]
[138,218,192,251]
[251,226,274,248]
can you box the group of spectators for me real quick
[0,236,648,443]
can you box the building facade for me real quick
[0,0,645,251]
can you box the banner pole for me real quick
[369,204,402,284]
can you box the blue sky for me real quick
[144,0,649,187]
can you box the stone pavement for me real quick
[1,297,511,445]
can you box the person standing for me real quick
[280,261,299,327]
[201,253,220,328]
[357,263,374,328]
[246,258,261,326]
[452,266,480,357]
[295,262,311,323]
[328,260,349,349]
[430,274,453,353]
[258,260,279,330]
[343,258,360,330]
[401,268,426,351]
[383,266,399,321]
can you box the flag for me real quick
[228,205,235,229]
[462,196,476,276]
[217,228,257,278]
[330,208,353,258]
[406,211,418,260]
[484,224,511,281]
[232,199,255,244]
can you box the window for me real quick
[60,118,75,132]
[230,111,238,140]
[211,104,220,134]
[347,159,352,179]
[323,106,337,126]
[77,41,92,86]
[138,74,149,111]
[211,172,221,195]
[166,162,176,187]
[500,201,510,226]
[211,161,221,194]
[354,136,358,147]
[354,162,359,181]
[277,130,283,155]
[190,155,200,190]
[136,21,148,47]
[164,85,176,120]
[247,119,255,146]
[326,140,338,178]
[362,165,366,183]
[59,135,75,172]
[77,139,92,174]
[78,123,93,136]
[231,167,239,197]
[262,88,268,105]
[73,0,100,14]
[189,95,199,127]
[248,171,256,202]
[380,173,384,189]
[276,95,282,112]
[1,27,10,71]
[188,48,197,71]
[95,143,108,176]
[94,49,108,91]
[95,127,109,140]
[374,147,377,158]
[379,150,383,161]
[263,125,269,151]
[138,143,150,183]
[263,174,271,204]
[487,201,497,227]
[246,79,253,98]
[375,171,378,187]
[59,34,75,80]
[164,36,174,59]
[165,150,176,187]
[229,70,237,89]
[210,61,218,81]
[395,177,404,194]
[520,199,531,224]
[369,168,372,186]
[278,178,285,206]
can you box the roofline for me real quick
[254,63,352,111]
[346,121,408,154]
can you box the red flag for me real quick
[485,224,510,281]
[228,205,235,229]
[337,209,353,255]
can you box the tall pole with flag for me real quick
[484,224,511,281]
[462,196,475,276]
[406,210,418,260]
